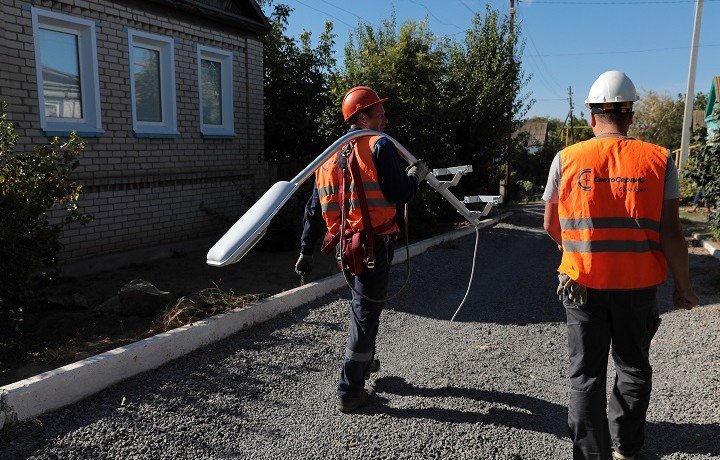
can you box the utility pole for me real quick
[568,86,575,145]
[501,0,516,203]
[679,0,704,171]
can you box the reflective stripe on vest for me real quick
[557,137,667,289]
[317,181,383,198]
[560,217,660,232]
[563,240,663,253]
[315,135,399,236]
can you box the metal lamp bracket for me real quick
[463,195,502,217]
[432,165,473,191]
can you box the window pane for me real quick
[201,59,222,125]
[39,28,82,119]
[133,46,162,122]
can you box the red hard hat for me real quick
[341,86,388,122]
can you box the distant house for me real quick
[0,0,270,265]
[706,76,720,141]
[515,120,548,155]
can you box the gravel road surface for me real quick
[2,206,719,459]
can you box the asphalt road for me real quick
[2,206,719,459]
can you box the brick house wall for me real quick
[0,0,268,262]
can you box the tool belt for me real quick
[321,220,396,276]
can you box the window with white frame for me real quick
[197,45,234,137]
[31,8,103,136]
[128,29,177,137]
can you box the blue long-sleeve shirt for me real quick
[299,127,419,255]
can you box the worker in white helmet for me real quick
[542,70,698,459]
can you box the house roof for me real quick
[135,0,270,34]
[515,120,548,148]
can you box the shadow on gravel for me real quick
[642,421,720,459]
[368,377,719,459]
[369,376,567,438]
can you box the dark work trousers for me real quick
[564,287,660,459]
[337,236,394,400]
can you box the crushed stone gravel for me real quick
[2,206,719,459]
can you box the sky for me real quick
[274,0,720,120]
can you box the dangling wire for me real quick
[340,201,411,304]
[449,226,481,323]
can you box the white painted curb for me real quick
[0,212,511,426]
[693,233,720,261]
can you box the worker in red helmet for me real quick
[295,86,429,413]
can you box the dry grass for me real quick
[30,341,84,364]
[158,287,268,331]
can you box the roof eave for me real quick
[145,0,271,34]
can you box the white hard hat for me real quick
[584,70,639,108]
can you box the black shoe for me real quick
[363,359,380,380]
[337,389,375,413]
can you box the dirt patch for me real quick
[0,243,342,386]
[0,218,459,387]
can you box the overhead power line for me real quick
[316,0,379,27]
[516,8,566,98]
[519,0,720,4]
[529,43,720,57]
[404,0,466,32]
[289,0,355,28]
[458,0,477,14]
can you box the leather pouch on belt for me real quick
[342,231,366,276]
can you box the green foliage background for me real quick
[630,91,707,151]
[683,122,720,240]
[261,2,532,236]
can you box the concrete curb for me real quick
[693,232,720,261]
[0,212,511,426]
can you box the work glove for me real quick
[406,160,430,184]
[557,273,587,306]
[673,287,698,310]
[295,253,313,275]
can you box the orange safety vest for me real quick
[557,137,668,289]
[316,135,399,237]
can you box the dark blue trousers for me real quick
[564,287,660,459]
[337,237,394,400]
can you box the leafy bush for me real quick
[683,124,720,240]
[678,174,697,206]
[0,104,91,316]
[516,180,534,202]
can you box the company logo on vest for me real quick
[577,169,592,191]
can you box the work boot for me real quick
[363,358,380,380]
[612,451,635,460]
[337,388,375,413]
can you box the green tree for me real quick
[684,114,720,239]
[317,13,459,228]
[444,6,531,194]
[321,14,451,157]
[630,91,707,150]
[261,2,336,161]
[567,113,594,144]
